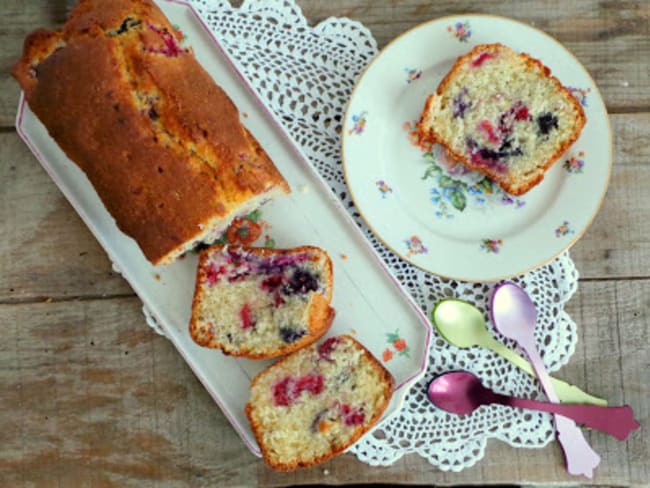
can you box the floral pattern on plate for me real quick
[447,20,471,42]
[213,210,274,247]
[555,220,575,237]
[382,330,410,362]
[376,179,393,198]
[480,239,503,254]
[405,235,427,256]
[405,67,422,83]
[563,151,586,174]
[568,86,591,107]
[348,111,368,135]
[403,122,527,217]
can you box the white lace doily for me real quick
[144,0,582,471]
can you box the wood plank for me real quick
[1,114,649,302]
[570,113,650,279]
[0,282,647,486]
[0,297,257,487]
[1,0,649,127]
[0,132,134,302]
[0,0,75,128]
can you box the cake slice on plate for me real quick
[418,43,585,195]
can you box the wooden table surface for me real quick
[1,1,649,486]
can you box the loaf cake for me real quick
[12,0,290,265]
[190,245,335,359]
[418,43,586,195]
[246,334,394,471]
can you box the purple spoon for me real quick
[427,371,639,441]
[491,282,601,478]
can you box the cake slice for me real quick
[189,245,335,359]
[418,43,586,195]
[246,335,394,471]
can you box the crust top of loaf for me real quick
[13,0,289,264]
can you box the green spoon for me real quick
[432,298,607,406]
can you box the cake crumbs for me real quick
[154,274,161,281]
[45,297,53,303]
[299,184,310,194]
[243,112,249,118]
[323,469,330,476]
[340,253,348,260]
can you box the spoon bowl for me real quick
[432,299,491,349]
[427,371,487,415]
[490,282,538,348]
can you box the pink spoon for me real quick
[491,282,601,478]
[427,371,639,441]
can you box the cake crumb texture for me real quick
[246,335,394,471]
[190,245,335,359]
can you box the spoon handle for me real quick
[523,343,601,478]
[484,336,608,406]
[553,415,601,478]
[510,398,640,441]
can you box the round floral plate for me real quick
[342,15,611,282]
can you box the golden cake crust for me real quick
[417,43,586,196]
[12,0,289,264]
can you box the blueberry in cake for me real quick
[246,335,394,470]
[190,245,335,359]
[12,0,289,265]
[418,43,586,195]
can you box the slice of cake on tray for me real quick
[246,334,394,471]
[418,43,585,195]
[189,245,335,359]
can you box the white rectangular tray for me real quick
[16,0,432,456]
